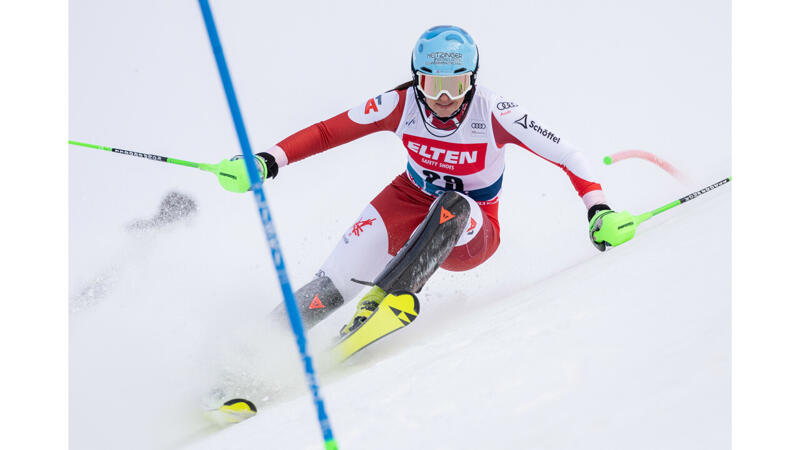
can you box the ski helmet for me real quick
[411,25,478,125]
[411,25,479,76]
[410,25,480,121]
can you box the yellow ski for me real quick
[333,291,420,362]
[204,398,257,425]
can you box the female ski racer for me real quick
[245,25,626,336]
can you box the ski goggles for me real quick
[416,72,473,100]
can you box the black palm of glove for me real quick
[256,152,279,179]
[587,203,611,222]
[587,203,612,251]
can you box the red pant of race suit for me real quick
[318,173,500,302]
[372,173,500,270]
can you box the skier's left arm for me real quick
[490,99,624,251]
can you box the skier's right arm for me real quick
[258,90,407,174]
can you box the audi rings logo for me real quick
[471,122,486,129]
[496,102,518,111]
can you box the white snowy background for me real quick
[69,0,730,449]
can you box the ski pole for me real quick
[68,140,260,193]
[593,177,731,247]
[633,177,731,225]
[197,1,338,449]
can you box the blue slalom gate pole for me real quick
[197,2,338,449]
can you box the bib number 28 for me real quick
[422,170,464,192]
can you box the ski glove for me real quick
[588,205,637,251]
[216,154,271,193]
[256,152,279,180]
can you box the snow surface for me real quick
[69,0,730,449]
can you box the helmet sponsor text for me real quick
[426,52,463,66]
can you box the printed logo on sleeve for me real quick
[347,90,400,124]
[364,97,380,114]
[513,114,561,144]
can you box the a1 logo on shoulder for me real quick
[347,91,400,124]
[364,96,380,114]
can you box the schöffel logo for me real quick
[513,114,561,144]
[496,102,518,111]
[471,122,486,129]
[402,134,487,175]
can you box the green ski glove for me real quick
[216,155,269,193]
[589,209,637,251]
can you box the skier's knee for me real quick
[431,190,467,211]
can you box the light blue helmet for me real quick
[411,25,479,76]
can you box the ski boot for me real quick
[339,286,387,337]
